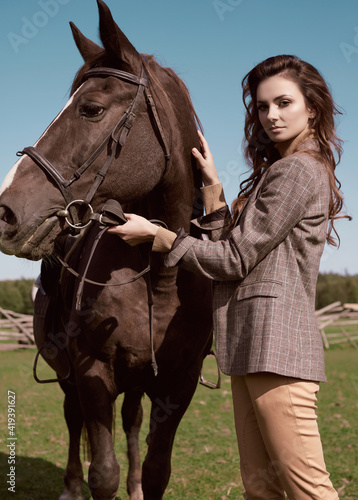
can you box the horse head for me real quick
[0,0,201,261]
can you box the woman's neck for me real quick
[274,128,314,158]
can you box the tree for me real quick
[0,279,34,314]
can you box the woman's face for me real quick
[256,75,313,143]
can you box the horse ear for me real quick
[70,22,103,61]
[96,0,142,75]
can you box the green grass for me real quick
[316,345,358,499]
[0,345,357,499]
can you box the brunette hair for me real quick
[232,54,350,245]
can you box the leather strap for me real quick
[18,147,73,204]
[83,67,148,87]
[144,89,171,163]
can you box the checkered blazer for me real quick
[165,141,330,381]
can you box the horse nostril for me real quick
[0,206,17,225]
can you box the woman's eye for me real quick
[280,100,290,107]
[79,104,105,118]
[257,104,267,111]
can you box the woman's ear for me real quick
[307,107,316,120]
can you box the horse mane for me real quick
[140,54,203,134]
[141,55,205,217]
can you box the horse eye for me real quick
[79,104,105,118]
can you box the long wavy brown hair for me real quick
[232,54,350,245]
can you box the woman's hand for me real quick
[192,130,220,186]
[107,213,159,246]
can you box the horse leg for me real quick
[121,391,144,500]
[77,365,120,500]
[142,372,200,499]
[58,381,85,500]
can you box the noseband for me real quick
[16,63,170,229]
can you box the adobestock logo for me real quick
[340,26,358,63]
[213,0,245,22]
[7,0,71,54]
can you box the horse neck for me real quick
[145,64,202,231]
[124,171,196,234]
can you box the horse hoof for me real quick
[129,490,144,500]
[59,490,84,500]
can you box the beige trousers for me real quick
[231,373,339,500]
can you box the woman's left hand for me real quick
[192,130,220,186]
[107,213,159,246]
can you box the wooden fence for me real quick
[0,306,34,351]
[1,301,358,351]
[316,301,358,349]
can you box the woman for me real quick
[109,55,348,499]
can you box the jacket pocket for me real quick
[236,280,282,301]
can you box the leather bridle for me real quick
[22,63,171,381]
[16,64,170,229]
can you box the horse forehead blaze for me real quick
[0,158,21,197]
[0,88,80,197]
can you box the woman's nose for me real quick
[267,106,279,122]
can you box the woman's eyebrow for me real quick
[257,94,294,104]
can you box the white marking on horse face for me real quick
[0,158,22,197]
[34,85,82,146]
[0,84,84,197]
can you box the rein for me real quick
[33,203,164,383]
[24,63,171,381]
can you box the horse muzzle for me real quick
[0,209,60,260]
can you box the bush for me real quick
[0,279,34,314]
[316,273,358,309]
[1,273,358,315]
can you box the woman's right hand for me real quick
[192,130,220,186]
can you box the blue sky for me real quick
[1,0,357,280]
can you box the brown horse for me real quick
[0,1,213,499]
